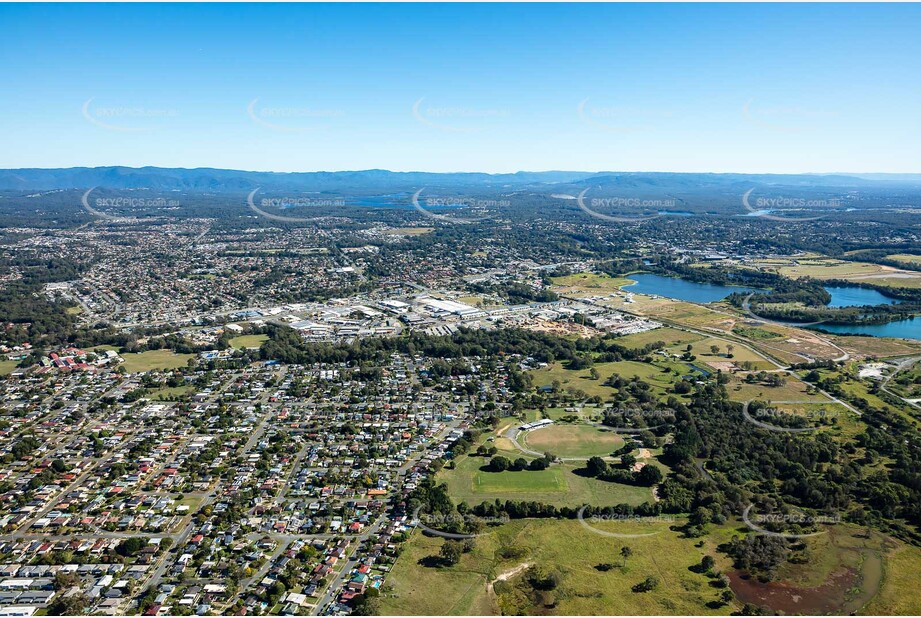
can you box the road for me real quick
[880,355,921,411]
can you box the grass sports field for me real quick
[522,424,623,458]
[438,422,657,508]
[472,467,568,493]
[439,454,654,508]
[120,349,195,372]
[229,334,269,349]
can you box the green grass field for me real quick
[531,359,697,403]
[440,423,656,508]
[732,325,782,340]
[865,537,921,615]
[770,403,861,439]
[725,374,830,403]
[382,517,917,616]
[472,467,569,494]
[523,424,624,458]
[380,518,734,616]
[148,385,196,401]
[229,334,269,349]
[120,349,195,373]
[752,256,921,289]
[532,362,616,398]
[550,271,636,291]
[615,327,702,349]
[0,360,19,376]
[885,253,921,267]
[675,337,769,366]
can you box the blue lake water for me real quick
[624,273,759,303]
[809,318,920,340]
[825,286,899,308]
[810,286,919,340]
[623,274,919,340]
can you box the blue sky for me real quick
[1,3,919,173]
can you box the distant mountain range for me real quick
[1,166,920,193]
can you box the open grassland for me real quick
[120,349,195,373]
[523,424,624,458]
[725,373,830,404]
[732,325,782,340]
[615,326,702,349]
[0,360,19,376]
[885,253,921,268]
[864,536,921,615]
[381,227,434,236]
[531,360,695,402]
[888,363,921,399]
[379,529,499,615]
[672,337,771,367]
[381,518,734,616]
[729,526,892,615]
[619,298,800,364]
[767,403,862,439]
[751,256,921,288]
[456,295,502,309]
[439,453,654,508]
[531,362,616,398]
[471,467,569,494]
[229,334,269,349]
[440,423,656,508]
[541,406,599,421]
[383,517,917,616]
[830,334,921,360]
[551,271,635,291]
[148,385,196,401]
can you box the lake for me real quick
[809,285,919,340]
[825,285,899,308]
[809,318,920,340]
[624,275,920,341]
[623,273,759,303]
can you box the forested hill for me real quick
[3,166,919,192]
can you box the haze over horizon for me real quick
[2,3,920,173]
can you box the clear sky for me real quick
[1,2,919,173]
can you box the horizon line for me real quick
[3,165,921,177]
